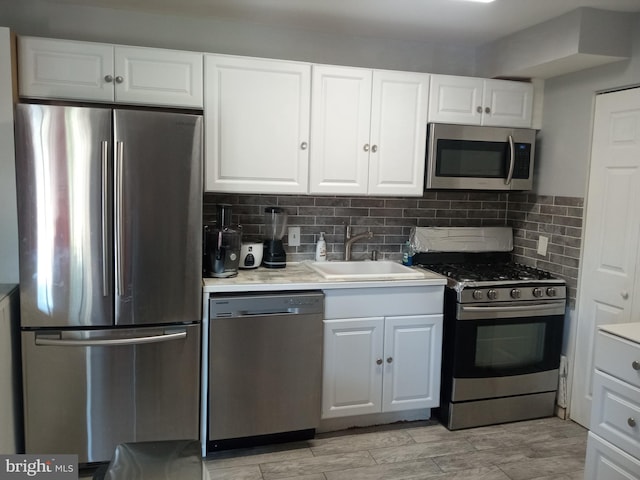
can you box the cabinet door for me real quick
[382,315,442,412]
[369,70,429,196]
[205,55,311,193]
[114,46,203,108]
[427,74,483,126]
[482,79,533,128]
[309,65,372,195]
[322,317,383,418]
[585,432,640,480]
[18,36,114,102]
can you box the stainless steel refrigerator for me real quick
[14,104,203,464]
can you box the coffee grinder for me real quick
[262,207,287,268]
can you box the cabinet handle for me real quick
[621,291,629,300]
[300,142,308,150]
[363,144,370,152]
[476,106,483,114]
[371,145,378,153]
[115,76,124,84]
[629,417,637,428]
[376,358,383,365]
[485,107,491,114]
[632,360,640,371]
[386,357,393,364]
[104,75,114,83]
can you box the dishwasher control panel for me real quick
[209,291,324,318]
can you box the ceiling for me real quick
[37,0,640,47]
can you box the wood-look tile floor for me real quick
[204,417,587,480]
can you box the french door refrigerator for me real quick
[14,103,203,464]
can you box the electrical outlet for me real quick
[288,226,300,247]
[537,235,549,256]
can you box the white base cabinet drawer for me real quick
[596,331,640,389]
[585,432,640,480]
[591,370,640,458]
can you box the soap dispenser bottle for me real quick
[315,232,327,261]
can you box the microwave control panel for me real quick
[513,143,532,178]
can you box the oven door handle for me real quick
[458,302,566,320]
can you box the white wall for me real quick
[0,27,18,283]
[0,0,476,76]
[534,14,640,197]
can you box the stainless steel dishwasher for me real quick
[208,291,324,448]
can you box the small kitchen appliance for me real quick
[203,204,242,278]
[411,227,566,430]
[262,207,287,268]
[240,239,263,269]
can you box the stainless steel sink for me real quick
[307,260,425,280]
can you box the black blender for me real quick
[262,207,287,268]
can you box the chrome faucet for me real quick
[344,225,374,261]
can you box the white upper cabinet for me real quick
[204,55,311,194]
[428,74,533,128]
[310,65,429,196]
[18,36,203,108]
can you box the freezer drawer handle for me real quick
[34,330,187,347]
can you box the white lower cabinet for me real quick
[322,286,443,419]
[585,325,640,479]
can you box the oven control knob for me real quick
[532,288,543,298]
[487,289,498,300]
[546,287,557,297]
[510,289,521,299]
[472,290,484,300]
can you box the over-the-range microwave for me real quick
[425,123,536,191]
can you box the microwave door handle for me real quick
[505,134,515,185]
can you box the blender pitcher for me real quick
[262,207,287,268]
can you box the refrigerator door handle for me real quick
[101,140,110,297]
[34,329,188,347]
[115,140,125,297]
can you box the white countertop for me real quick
[599,322,640,344]
[202,261,446,293]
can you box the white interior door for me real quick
[570,87,640,427]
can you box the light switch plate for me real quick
[288,226,301,247]
[537,235,549,256]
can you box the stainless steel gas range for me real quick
[411,227,566,430]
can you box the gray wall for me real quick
[534,15,640,197]
[0,28,18,283]
[0,0,476,76]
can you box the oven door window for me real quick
[436,139,508,178]
[453,316,563,378]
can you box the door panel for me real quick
[368,71,429,196]
[114,109,202,325]
[309,65,372,194]
[18,37,114,102]
[21,324,200,463]
[114,46,203,108]
[15,104,113,328]
[382,315,442,412]
[571,88,640,427]
[204,55,310,193]
[322,317,383,418]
